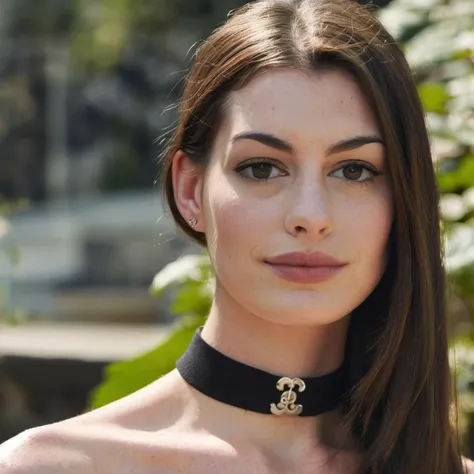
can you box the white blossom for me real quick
[445,223,474,271]
[150,254,211,294]
[440,194,466,221]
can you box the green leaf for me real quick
[170,281,212,317]
[418,82,451,114]
[88,318,202,410]
[451,48,473,60]
[438,155,474,194]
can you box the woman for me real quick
[1,0,473,472]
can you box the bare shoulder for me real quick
[464,457,474,473]
[0,371,189,474]
[0,425,94,474]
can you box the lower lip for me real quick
[265,264,345,284]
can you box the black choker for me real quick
[176,328,349,417]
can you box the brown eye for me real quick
[251,163,274,179]
[331,161,379,184]
[236,160,286,181]
[343,164,364,181]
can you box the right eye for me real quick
[236,160,287,181]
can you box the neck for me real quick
[182,380,358,459]
[201,286,349,378]
[188,285,353,455]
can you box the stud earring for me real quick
[188,218,197,228]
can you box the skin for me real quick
[0,68,396,474]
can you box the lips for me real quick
[265,251,347,267]
[264,251,347,284]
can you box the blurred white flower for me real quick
[431,137,462,162]
[445,223,474,272]
[463,188,474,210]
[450,343,474,391]
[440,193,466,221]
[457,31,474,51]
[150,254,211,294]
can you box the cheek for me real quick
[213,198,250,246]
[202,165,279,251]
[203,179,260,259]
[343,193,393,264]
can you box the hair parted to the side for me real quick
[159,0,464,472]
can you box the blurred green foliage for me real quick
[69,0,230,74]
[89,321,200,409]
[379,0,474,324]
[89,255,212,408]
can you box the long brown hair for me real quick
[160,0,463,472]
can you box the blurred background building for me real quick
[0,0,259,441]
[0,0,243,324]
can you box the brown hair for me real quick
[160,0,463,472]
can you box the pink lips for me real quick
[264,251,347,284]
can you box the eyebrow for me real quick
[231,131,384,156]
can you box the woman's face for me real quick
[178,68,393,326]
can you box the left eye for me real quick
[331,164,374,182]
[238,162,285,180]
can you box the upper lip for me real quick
[265,251,347,267]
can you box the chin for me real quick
[254,295,354,327]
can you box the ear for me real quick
[171,150,205,233]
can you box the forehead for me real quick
[220,68,380,146]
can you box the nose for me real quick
[284,179,333,240]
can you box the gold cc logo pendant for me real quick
[270,377,306,416]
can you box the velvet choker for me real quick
[176,328,349,417]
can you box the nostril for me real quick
[295,225,305,233]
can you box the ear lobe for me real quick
[171,150,205,232]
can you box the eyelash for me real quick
[235,158,383,186]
